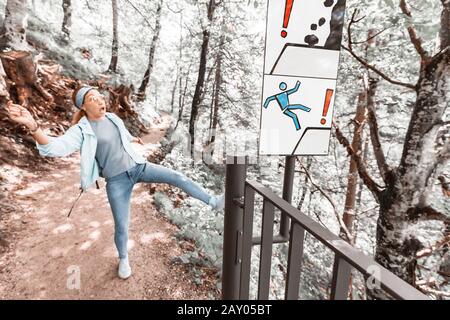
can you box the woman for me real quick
[5,85,225,280]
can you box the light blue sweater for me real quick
[36,112,146,191]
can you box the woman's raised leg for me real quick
[136,162,213,205]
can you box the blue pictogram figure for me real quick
[263,81,311,131]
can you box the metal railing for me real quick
[221,156,429,300]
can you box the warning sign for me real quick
[259,0,347,155]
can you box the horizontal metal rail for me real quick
[242,180,429,300]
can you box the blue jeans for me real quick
[105,162,212,259]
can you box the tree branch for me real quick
[343,7,416,90]
[341,45,416,90]
[347,8,365,51]
[409,205,450,224]
[333,122,383,201]
[366,78,391,182]
[347,9,392,46]
[299,162,354,243]
[399,0,430,63]
[351,27,393,45]
[416,235,450,259]
[417,285,450,298]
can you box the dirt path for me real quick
[0,115,220,300]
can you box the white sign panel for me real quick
[259,0,347,155]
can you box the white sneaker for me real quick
[210,194,225,211]
[118,257,132,279]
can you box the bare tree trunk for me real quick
[339,81,368,301]
[170,73,179,113]
[137,0,163,101]
[340,90,367,243]
[374,58,449,292]
[356,137,370,207]
[297,157,312,211]
[174,66,191,131]
[107,0,119,73]
[208,80,215,129]
[189,0,217,159]
[341,29,380,244]
[173,11,184,130]
[0,0,28,51]
[61,0,72,42]
[371,1,450,298]
[208,28,225,148]
[336,3,450,299]
[174,75,184,131]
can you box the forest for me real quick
[0,0,448,300]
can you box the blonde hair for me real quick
[71,109,87,125]
[71,86,87,125]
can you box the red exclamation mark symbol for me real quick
[321,89,334,125]
[281,0,294,38]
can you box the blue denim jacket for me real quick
[36,112,146,191]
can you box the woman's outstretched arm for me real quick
[6,101,48,143]
[5,102,82,157]
[30,126,49,145]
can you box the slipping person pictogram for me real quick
[263,81,311,131]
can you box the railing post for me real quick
[222,155,247,300]
[280,156,295,238]
[285,222,305,300]
[330,255,352,300]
